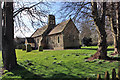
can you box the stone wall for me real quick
[47,33,64,50]
[63,20,80,49]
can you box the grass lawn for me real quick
[1,46,119,79]
[0,51,2,79]
[0,51,2,67]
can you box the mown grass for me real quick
[0,51,2,67]
[0,51,2,79]
[1,46,119,79]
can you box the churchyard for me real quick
[1,46,119,79]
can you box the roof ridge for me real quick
[48,19,71,35]
[31,19,72,37]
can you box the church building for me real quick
[25,15,80,50]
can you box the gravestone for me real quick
[38,46,43,51]
[26,44,32,52]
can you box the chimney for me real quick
[48,15,56,29]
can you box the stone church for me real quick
[25,15,80,50]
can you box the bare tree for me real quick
[108,2,118,54]
[117,2,120,55]
[89,2,109,59]
[2,1,17,70]
[0,2,2,50]
[13,1,49,37]
[59,2,109,60]
[58,2,91,23]
[80,21,92,39]
[2,1,49,70]
[106,2,120,55]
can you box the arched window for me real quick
[58,36,60,43]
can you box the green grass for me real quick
[0,51,2,66]
[1,46,119,79]
[0,51,2,79]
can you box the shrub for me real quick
[81,37,92,46]
[38,46,43,51]
[79,45,82,49]
[16,44,24,49]
[22,44,26,50]
[26,44,32,52]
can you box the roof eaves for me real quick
[48,32,62,36]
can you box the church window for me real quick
[58,36,60,43]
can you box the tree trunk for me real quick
[117,2,120,78]
[109,2,120,55]
[110,19,118,54]
[2,2,17,71]
[110,17,118,55]
[108,2,119,55]
[88,2,108,60]
[0,1,2,50]
[94,20,108,59]
[117,2,120,55]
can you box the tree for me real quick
[59,2,109,60]
[89,2,108,59]
[13,1,49,36]
[117,2,120,55]
[0,2,2,50]
[107,2,120,55]
[80,22,92,39]
[2,1,49,70]
[2,1,17,70]
[81,37,92,46]
[108,2,118,54]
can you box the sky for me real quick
[14,2,67,38]
[3,0,119,2]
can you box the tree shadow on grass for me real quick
[2,64,82,80]
[2,64,42,79]
[108,57,120,61]
[81,48,98,50]
[81,48,114,51]
[50,73,80,79]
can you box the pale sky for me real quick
[14,2,69,38]
[3,0,119,2]
[14,2,61,38]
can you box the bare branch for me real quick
[13,2,42,17]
